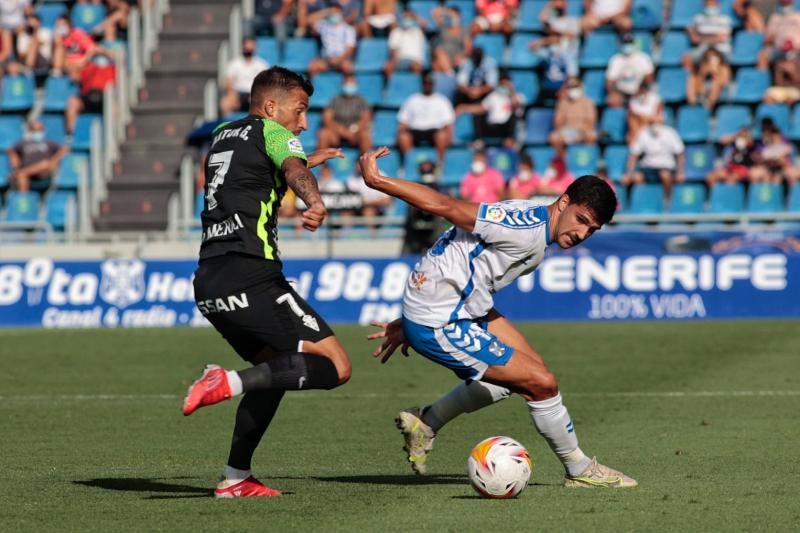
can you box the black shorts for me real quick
[411,128,438,146]
[81,90,104,113]
[194,254,333,362]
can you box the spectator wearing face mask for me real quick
[307,5,356,77]
[471,0,519,37]
[64,48,117,142]
[533,153,575,197]
[506,154,541,199]
[220,38,270,116]
[682,0,732,108]
[605,32,654,108]
[456,71,525,149]
[549,77,597,152]
[758,0,800,71]
[454,46,499,107]
[52,15,98,80]
[623,109,685,201]
[317,74,373,152]
[706,127,760,187]
[529,0,581,93]
[7,119,69,193]
[384,8,426,78]
[296,0,332,38]
[754,118,800,185]
[15,14,53,76]
[397,72,455,165]
[460,150,506,203]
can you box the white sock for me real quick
[527,393,591,477]
[223,465,251,484]
[226,370,243,396]
[422,380,511,432]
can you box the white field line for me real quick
[0,390,800,402]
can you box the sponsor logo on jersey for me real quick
[196,292,250,315]
[202,213,244,242]
[287,138,304,154]
[410,271,427,289]
[99,259,146,309]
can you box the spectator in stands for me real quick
[533,153,575,196]
[683,0,733,108]
[7,119,69,193]
[456,71,525,149]
[454,47,498,107]
[623,109,685,201]
[581,0,633,34]
[65,48,117,142]
[755,118,800,184]
[316,74,372,152]
[0,28,12,77]
[733,0,764,31]
[764,59,800,104]
[431,5,472,75]
[347,164,392,229]
[0,0,31,32]
[605,32,654,108]
[52,15,99,80]
[335,0,360,26]
[506,153,541,200]
[296,0,331,37]
[384,7,426,78]
[361,0,397,37]
[706,127,760,187]
[688,47,730,109]
[15,14,53,76]
[251,0,294,43]
[549,77,597,152]
[471,0,519,37]
[396,73,455,165]
[95,0,130,41]
[758,1,800,81]
[307,5,356,77]
[402,159,447,254]
[627,80,663,143]
[529,0,580,93]
[460,149,506,203]
[318,163,346,193]
[220,38,269,116]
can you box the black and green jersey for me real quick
[199,115,307,263]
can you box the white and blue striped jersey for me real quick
[403,201,551,328]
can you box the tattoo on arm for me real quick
[284,157,323,207]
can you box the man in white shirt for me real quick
[384,8,426,78]
[359,147,637,489]
[308,5,356,77]
[456,72,525,149]
[623,109,685,200]
[605,32,654,107]
[220,38,269,115]
[683,0,733,66]
[581,0,632,33]
[396,73,455,164]
[0,0,30,30]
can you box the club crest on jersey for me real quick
[99,259,146,309]
[287,138,304,154]
[485,205,507,223]
[410,271,427,289]
[488,342,507,357]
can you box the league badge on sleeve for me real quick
[287,138,305,154]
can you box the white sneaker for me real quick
[564,457,638,488]
[395,407,436,475]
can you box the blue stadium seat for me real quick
[57,153,89,190]
[0,116,24,150]
[4,192,40,223]
[633,31,654,55]
[255,37,279,65]
[632,0,663,30]
[309,72,343,108]
[600,108,627,144]
[524,108,553,145]
[448,0,477,23]
[354,38,388,72]
[526,146,554,174]
[657,31,690,67]
[583,70,606,105]
[404,147,438,181]
[36,3,67,28]
[677,105,710,143]
[41,115,66,144]
[383,72,421,108]
[432,71,456,100]
[788,183,800,212]
[487,147,518,180]
[510,71,539,104]
[0,153,9,189]
[298,111,320,151]
[709,183,745,213]
[565,0,584,15]
[408,1,438,29]
[719,0,742,28]
[729,31,764,66]
[376,149,400,177]
[580,32,618,69]
[1,74,35,111]
[791,104,800,141]
[329,148,359,180]
[473,33,505,64]
[372,110,397,146]
[604,145,629,181]
[629,184,664,214]
[45,191,76,231]
[42,76,78,113]
[280,39,318,72]
[195,191,204,218]
[71,4,106,32]
[506,34,540,69]
[567,144,599,175]
[518,1,547,32]
[453,113,474,145]
[657,68,687,103]
[670,0,703,28]
[670,183,706,214]
[355,73,383,106]
[713,105,751,141]
[754,104,791,138]
[747,183,784,213]
[684,144,715,181]
[441,148,472,186]
[73,114,103,152]
[732,68,770,104]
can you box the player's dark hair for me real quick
[250,66,314,107]
[565,175,617,225]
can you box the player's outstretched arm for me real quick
[283,157,328,232]
[358,147,480,232]
[307,147,344,169]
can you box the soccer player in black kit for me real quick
[183,67,351,498]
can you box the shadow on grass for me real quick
[74,477,211,499]
[309,474,469,486]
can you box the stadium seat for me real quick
[474,33,505,63]
[36,3,67,29]
[280,39,318,72]
[754,104,791,138]
[255,37,279,66]
[329,148,359,180]
[432,71,456,100]
[354,38,388,72]
[732,68,770,104]
[72,114,102,152]
[0,116,24,150]
[40,115,66,144]
[376,149,400,177]
[670,183,706,214]
[309,72,343,108]
[449,0,477,23]
[71,3,106,32]
[383,72,421,108]
[1,74,35,111]
[600,107,627,144]
[355,73,383,106]
[567,144,599,175]
[404,147,438,181]
[524,108,553,146]
[408,1,438,29]
[684,144,715,181]
[788,183,800,212]
[56,153,89,190]
[676,106,710,143]
[580,32,618,69]
[657,31,690,67]
[195,191,204,218]
[42,76,78,113]
[629,184,664,214]
[372,110,398,147]
[791,105,800,141]
[632,0,663,30]
[526,146,554,174]
[747,183,784,213]
[708,183,745,213]
[506,34,540,69]
[510,71,539,105]
[583,70,606,105]
[604,145,629,181]
[713,106,751,141]
[453,113,474,146]
[670,0,703,28]
[633,31,654,55]
[657,68,687,103]
[441,148,473,186]
[0,153,10,189]
[45,191,76,231]
[4,192,40,223]
[729,31,764,66]
[298,111,320,151]
[719,0,742,28]
[487,147,518,180]
[518,1,547,32]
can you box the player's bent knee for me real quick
[521,367,559,399]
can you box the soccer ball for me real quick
[467,436,533,499]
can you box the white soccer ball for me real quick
[467,436,533,499]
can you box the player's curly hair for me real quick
[250,66,314,106]
[565,175,618,226]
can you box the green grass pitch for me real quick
[1,321,799,532]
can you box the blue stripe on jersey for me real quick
[534,205,552,245]
[448,239,488,322]
[430,227,457,256]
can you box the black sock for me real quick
[237,352,340,392]
[227,390,284,471]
